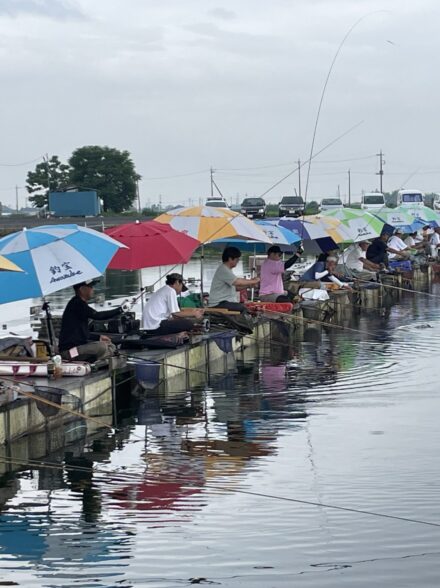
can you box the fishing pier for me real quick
[0,262,435,462]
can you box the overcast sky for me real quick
[0,0,439,208]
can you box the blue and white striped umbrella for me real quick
[212,220,301,252]
[0,224,126,303]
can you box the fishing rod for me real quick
[304,11,386,201]
[2,454,440,531]
[357,274,440,299]
[0,378,114,431]
[255,307,378,338]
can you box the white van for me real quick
[397,189,424,207]
[361,192,385,210]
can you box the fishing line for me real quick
[304,10,387,201]
[201,484,440,530]
[2,454,440,530]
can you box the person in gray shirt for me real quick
[208,247,260,312]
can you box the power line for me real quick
[258,120,364,198]
[143,169,210,180]
[314,154,376,163]
[0,155,43,167]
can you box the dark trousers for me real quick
[211,301,247,313]
[144,318,194,336]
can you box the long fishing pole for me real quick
[358,274,440,298]
[304,11,386,201]
[260,307,378,337]
[0,378,114,431]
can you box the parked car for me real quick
[278,195,305,217]
[205,198,229,208]
[361,192,385,210]
[240,197,266,219]
[319,197,344,212]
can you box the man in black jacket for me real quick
[59,279,123,362]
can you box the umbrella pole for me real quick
[139,270,144,314]
[41,300,55,356]
[200,245,205,306]
[251,243,256,301]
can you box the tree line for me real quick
[26,146,140,213]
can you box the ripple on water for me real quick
[2,295,440,586]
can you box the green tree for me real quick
[26,155,71,208]
[383,190,398,208]
[69,146,140,213]
[304,200,319,215]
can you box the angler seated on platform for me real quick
[59,279,124,363]
[300,257,352,290]
[429,227,440,259]
[208,246,260,312]
[259,245,302,302]
[142,273,204,336]
[366,231,392,267]
[387,229,414,261]
[339,241,379,281]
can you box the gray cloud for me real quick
[0,0,85,20]
[0,0,439,209]
[207,7,237,20]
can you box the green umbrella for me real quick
[395,205,440,226]
[321,208,384,242]
[371,207,416,230]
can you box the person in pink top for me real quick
[259,245,302,302]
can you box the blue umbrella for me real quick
[213,220,301,252]
[0,224,126,304]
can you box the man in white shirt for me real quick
[387,229,411,260]
[405,231,426,255]
[342,241,379,280]
[430,227,440,259]
[142,273,204,335]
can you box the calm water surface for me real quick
[1,271,440,587]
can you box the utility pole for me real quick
[297,159,302,197]
[211,168,214,198]
[136,179,141,213]
[348,169,351,206]
[44,153,51,194]
[376,150,385,193]
[15,185,19,212]
[158,194,163,211]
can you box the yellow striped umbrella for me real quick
[155,206,270,244]
[0,254,23,272]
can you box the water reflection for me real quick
[1,287,440,586]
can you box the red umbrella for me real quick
[104,220,201,270]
